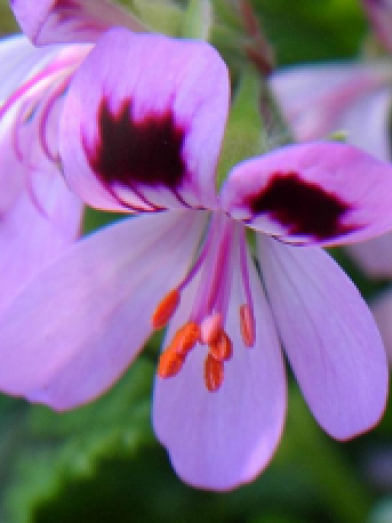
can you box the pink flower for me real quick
[3,27,392,491]
[270,60,392,277]
[269,1,392,279]
[0,0,143,312]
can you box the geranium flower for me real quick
[0,0,143,312]
[3,28,392,491]
[269,1,392,278]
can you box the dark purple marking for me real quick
[54,0,79,9]
[247,171,357,240]
[84,97,187,191]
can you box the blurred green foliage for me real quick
[0,1,391,522]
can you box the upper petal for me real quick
[153,233,286,491]
[59,28,230,213]
[0,210,205,410]
[258,235,388,440]
[10,0,144,45]
[270,62,392,161]
[221,142,392,247]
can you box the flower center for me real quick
[152,213,255,392]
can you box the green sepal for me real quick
[132,0,184,36]
[181,0,212,40]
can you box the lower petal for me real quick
[258,235,388,440]
[0,210,205,410]
[153,240,286,491]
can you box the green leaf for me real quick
[1,357,156,523]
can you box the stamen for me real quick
[155,216,247,393]
[152,289,180,329]
[239,304,255,347]
[169,322,201,357]
[200,312,222,345]
[204,353,224,392]
[239,227,256,347]
[157,346,185,378]
[209,331,233,362]
[157,322,200,380]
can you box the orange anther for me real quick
[239,304,255,347]
[152,289,180,330]
[204,353,224,392]
[209,331,233,362]
[170,322,201,357]
[157,347,185,378]
[200,312,222,345]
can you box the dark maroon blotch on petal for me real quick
[84,97,187,191]
[247,171,357,240]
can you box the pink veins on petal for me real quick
[1,42,90,181]
[246,171,358,240]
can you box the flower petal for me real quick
[0,160,83,315]
[153,233,286,491]
[221,142,392,247]
[270,62,392,161]
[10,0,144,45]
[0,210,206,410]
[0,35,50,101]
[0,86,83,312]
[258,234,388,440]
[60,28,229,213]
[345,232,392,278]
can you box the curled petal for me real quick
[0,35,54,101]
[60,28,229,213]
[0,77,83,312]
[258,235,388,440]
[0,210,206,410]
[153,238,286,491]
[10,0,144,45]
[221,142,392,247]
